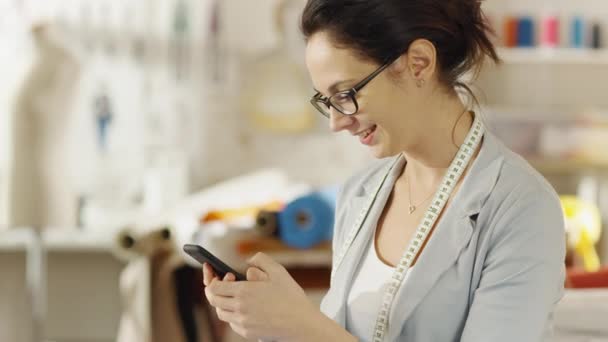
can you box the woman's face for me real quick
[305,31,426,159]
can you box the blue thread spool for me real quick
[517,17,535,47]
[571,16,585,48]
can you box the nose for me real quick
[329,108,356,133]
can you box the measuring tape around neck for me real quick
[372,116,483,341]
[328,116,484,341]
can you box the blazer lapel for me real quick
[326,155,406,327]
[386,211,475,340]
[385,133,505,340]
[324,194,374,326]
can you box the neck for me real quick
[397,93,473,190]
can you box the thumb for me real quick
[246,267,269,281]
[247,252,283,276]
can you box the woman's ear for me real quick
[406,39,437,82]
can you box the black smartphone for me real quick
[183,244,246,281]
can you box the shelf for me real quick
[235,237,332,267]
[0,228,32,251]
[528,157,608,174]
[247,249,332,268]
[497,48,608,65]
[0,228,116,253]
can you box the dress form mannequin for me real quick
[8,22,81,227]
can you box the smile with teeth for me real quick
[359,125,376,138]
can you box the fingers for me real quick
[247,252,283,276]
[216,307,239,323]
[205,277,240,312]
[224,272,236,282]
[207,277,243,297]
[229,322,249,340]
[207,291,240,312]
[246,267,269,281]
[202,263,217,286]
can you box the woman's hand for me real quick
[202,253,319,341]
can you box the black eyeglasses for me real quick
[310,59,395,118]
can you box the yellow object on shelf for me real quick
[201,201,284,224]
[560,195,602,272]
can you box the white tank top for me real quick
[345,234,411,341]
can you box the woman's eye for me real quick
[332,93,351,104]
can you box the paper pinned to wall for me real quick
[240,0,315,133]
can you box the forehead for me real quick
[305,32,373,93]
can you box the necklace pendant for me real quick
[409,205,416,214]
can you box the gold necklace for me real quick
[404,110,470,214]
[406,172,436,214]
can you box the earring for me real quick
[416,79,425,88]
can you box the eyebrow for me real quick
[314,79,356,96]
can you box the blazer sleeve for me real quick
[329,184,346,278]
[460,187,567,342]
[319,183,347,313]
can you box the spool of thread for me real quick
[255,210,280,236]
[571,16,585,48]
[116,225,173,259]
[591,22,602,49]
[278,193,335,249]
[517,17,535,47]
[541,15,559,47]
[503,16,519,47]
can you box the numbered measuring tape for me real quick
[330,116,484,342]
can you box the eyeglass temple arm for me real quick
[352,61,393,92]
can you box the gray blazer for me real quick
[321,131,566,342]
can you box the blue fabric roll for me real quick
[278,186,338,249]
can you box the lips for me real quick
[357,125,377,145]
[355,125,377,138]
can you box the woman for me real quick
[203,0,566,341]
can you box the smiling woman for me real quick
[301,0,500,160]
[202,1,566,341]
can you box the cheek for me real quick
[356,96,387,122]
[377,126,392,143]
[362,89,401,120]
[365,103,393,127]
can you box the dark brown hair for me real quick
[301,0,500,100]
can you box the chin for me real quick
[369,145,392,159]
